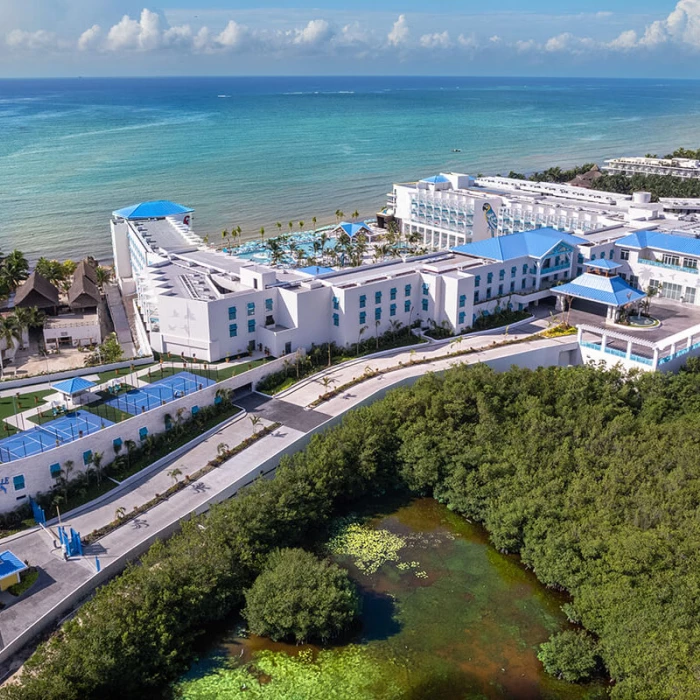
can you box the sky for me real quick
[1,1,699,78]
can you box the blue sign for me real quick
[0,477,9,495]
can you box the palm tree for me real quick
[352,210,359,221]
[0,250,29,292]
[221,229,229,247]
[356,325,368,356]
[249,415,262,434]
[276,222,282,234]
[124,439,136,469]
[375,319,381,349]
[217,442,230,457]
[115,506,126,520]
[312,216,317,230]
[259,227,265,243]
[335,209,344,223]
[267,238,285,267]
[93,451,104,486]
[299,221,305,231]
[318,376,337,393]
[288,221,294,233]
[168,468,182,484]
[0,315,21,376]
[95,266,112,289]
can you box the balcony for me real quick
[540,262,572,275]
[638,257,698,274]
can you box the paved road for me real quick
[0,312,567,673]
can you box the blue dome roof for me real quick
[420,175,451,184]
[113,200,194,220]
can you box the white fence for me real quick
[0,355,291,510]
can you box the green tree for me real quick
[0,249,29,293]
[538,631,600,682]
[243,548,359,643]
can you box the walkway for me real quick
[104,284,136,359]
[0,313,568,674]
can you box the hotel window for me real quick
[685,287,697,304]
[684,258,698,270]
[629,275,640,288]
[359,295,366,308]
[510,266,517,278]
[375,307,382,321]
[265,298,273,311]
[390,303,397,317]
[577,267,583,276]
[600,251,606,259]
[248,319,256,333]
[404,300,411,313]
[228,306,237,321]
[474,291,480,304]
[229,324,238,338]
[499,269,505,281]
[247,302,255,316]
[521,279,526,290]
[522,264,528,275]
[577,253,584,264]
[662,253,680,267]
[498,284,503,296]
[390,287,397,300]
[459,295,466,308]
[459,312,466,326]
[486,288,492,299]
[620,249,629,261]
[49,463,61,478]
[405,284,412,297]
[609,249,615,259]
[360,311,367,325]
[333,313,339,327]
[474,275,481,288]
[422,283,430,295]
[333,296,340,310]
[487,272,493,284]
[12,475,25,491]
[375,291,382,304]
[591,254,596,260]
[422,298,429,312]
[662,281,683,301]
[510,281,515,293]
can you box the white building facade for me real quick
[604,156,700,179]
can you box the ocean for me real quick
[2,75,700,262]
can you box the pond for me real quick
[176,499,606,699]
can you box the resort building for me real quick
[603,156,700,180]
[389,173,665,250]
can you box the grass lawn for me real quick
[0,389,53,422]
[8,568,39,597]
[140,358,271,384]
[96,363,157,383]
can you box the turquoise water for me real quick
[2,76,700,261]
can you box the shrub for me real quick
[538,630,600,682]
[243,548,359,644]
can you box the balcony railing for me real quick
[638,257,699,274]
[540,262,571,275]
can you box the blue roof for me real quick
[452,228,585,262]
[420,174,451,184]
[615,230,700,257]
[338,222,371,238]
[553,273,645,307]
[53,377,96,394]
[585,259,622,271]
[297,266,335,276]
[113,200,194,220]
[0,551,27,580]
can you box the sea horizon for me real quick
[2,74,700,262]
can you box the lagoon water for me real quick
[178,500,605,699]
[2,76,700,262]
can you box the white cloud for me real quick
[457,33,479,51]
[388,14,409,47]
[294,19,333,46]
[78,24,101,51]
[420,31,451,50]
[215,20,248,50]
[6,29,65,51]
[106,9,161,51]
[609,29,638,50]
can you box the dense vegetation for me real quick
[3,361,700,699]
[243,548,359,643]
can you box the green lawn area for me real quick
[0,389,54,436]
[96,363,157,383]
[140,358,271,384]
[8,568,39,597]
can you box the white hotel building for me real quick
[111,174,700,363]
[603,156,700,180]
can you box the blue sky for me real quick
[1,1,698,78]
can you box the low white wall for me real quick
[0,357,155,392]
[0,355,291,512]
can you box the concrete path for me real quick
[0,312,568,670]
